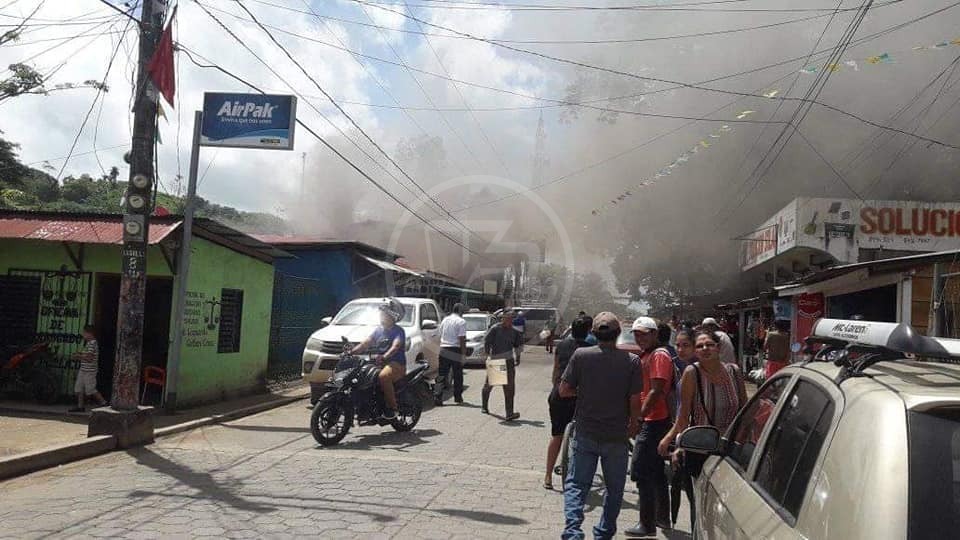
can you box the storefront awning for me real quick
[359,254,423,277]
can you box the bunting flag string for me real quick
[589,124,735,217]
[796,37,960,75]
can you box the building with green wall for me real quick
[0,210,283,407]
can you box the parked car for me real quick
[679,318,960,540]
[302,297,442,404]
[462,311,495,366]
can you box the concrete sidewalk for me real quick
[0,384,309,458]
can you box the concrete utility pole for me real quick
[89,0,164,446]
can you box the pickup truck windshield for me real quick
[908,408,960,539]
[332,302,415,327]
[464,316,489,332]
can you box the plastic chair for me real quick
[142,366,166,407]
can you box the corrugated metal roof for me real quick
[0,214,178,244]
[359,253,423,277]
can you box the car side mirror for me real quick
[319,316,332,328]
[678,426,722,455]
[421,319,437,330]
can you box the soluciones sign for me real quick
[200,93,297,150]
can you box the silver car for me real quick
[680,318,960,540]
[462,312,494,366]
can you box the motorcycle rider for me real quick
[351,298,406,420]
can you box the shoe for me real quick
[382,408,397,420]
[481,407,489,415]
[454,396,464,404]
[434,396,444,406]
[624,522,657,538]
[543,479,553,490]
[68,407,85,413]
[506,412,520,421]
[656,519,673,531]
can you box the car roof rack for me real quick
[807,318,960,382]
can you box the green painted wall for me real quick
[174,236,274,405]
[0,235,274,406]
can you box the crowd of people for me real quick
[548,312,751,539]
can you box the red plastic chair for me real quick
[142,366,166,406]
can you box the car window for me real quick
[420,303,439,324]
[907,408,960,539]
[727,377,789,471]
[753,381,835,522]
[464,316,488,332]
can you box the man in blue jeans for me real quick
[559,312,644,539]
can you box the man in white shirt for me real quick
[435,303,468,405]
[702,317,738,366]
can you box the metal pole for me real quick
[165,110,203,412]
[929,262,944,337]
[111,0,161,411]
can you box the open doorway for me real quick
[94,274,173,401]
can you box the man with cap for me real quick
[625,317,675,537]
[702,317,737,365]
[559,312,643,540]
[435,303,468,405]
[482,309,524,420]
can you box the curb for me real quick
[154,393,308,438]
[0,435,116,481]
[0,392,308,482]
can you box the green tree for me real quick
[60,175,96,203]
[0,188,40,209]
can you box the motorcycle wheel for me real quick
[390,393,422,432]
[31,370,58,404]
[310,396,353,446]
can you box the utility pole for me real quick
[89,0,163,446]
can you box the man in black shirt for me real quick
[544,314,592,489]
[482,310,523,421]
[559,313,643,540]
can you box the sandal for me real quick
[543,479,553,490]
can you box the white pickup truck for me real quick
[301,297,442,403]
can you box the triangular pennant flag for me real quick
[799,66,818,75]
[844,60,859,71]
[157,103,168,122]
[736,110,755,119]
[763,89,779,98]
[146,6,177,108]
[827,63,841,72]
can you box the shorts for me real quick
[548,388,576,436]
[74,370,98,395]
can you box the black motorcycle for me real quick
[310,338,427,446]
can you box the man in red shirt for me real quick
[625,317,674,537]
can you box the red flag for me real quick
[147,6,176,108]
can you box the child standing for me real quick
[69,325,107,412]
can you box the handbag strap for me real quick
[693,364,714,426]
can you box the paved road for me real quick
[0,348,691,539]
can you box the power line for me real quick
[293,0,470,178]
[56,15,134,181]
[357,0,902,12]
[207,0,960,149]
[227,0,484,241]
[794,127,864,200]
[720,0,874,221]
[248,0,842,45]
[177,45,489,259]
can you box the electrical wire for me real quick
[231,0,496,241]
[56,15,134,181]
[177,46,489,259]
[293,0,469,178]
[402,0,516,178]
[357,0,903,12]
[248,0,842,45]
[720,0,874,222]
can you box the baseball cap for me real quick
[631,316,658,332]
[702,317,719,326]
[592,312,620,334]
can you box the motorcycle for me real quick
[0,343,59,404]
[310,337,427,446]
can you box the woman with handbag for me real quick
[656,329,747,530]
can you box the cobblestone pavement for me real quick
[0,348,690,539]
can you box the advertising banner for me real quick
[792,292,824,355]
[741,200,797,270]
[200,93,297,150]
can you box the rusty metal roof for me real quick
[0,210,290,262]
[0,212,178,244]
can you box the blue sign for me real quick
[200,92,297,150]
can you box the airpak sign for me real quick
[200,92,297,150]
